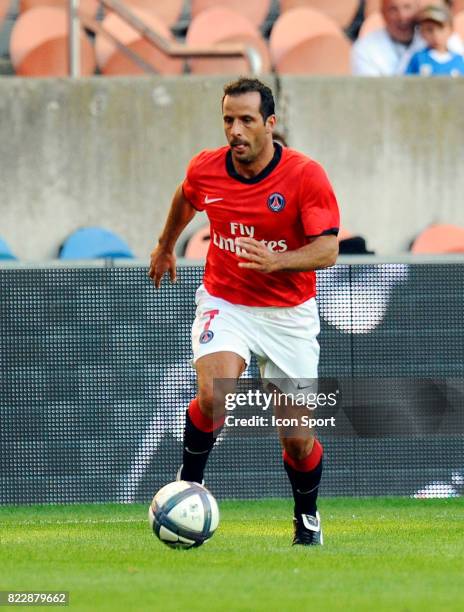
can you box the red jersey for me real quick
[182,144,340,307]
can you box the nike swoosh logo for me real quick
[297,383,313,390]
[204,196,223,204]
[302,514,320,531]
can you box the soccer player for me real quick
[148,78,340,546]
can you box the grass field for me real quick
[1,497,463,612]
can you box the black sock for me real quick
[284,458,323,517]
[180,410,221,483]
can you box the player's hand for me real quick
[148,245,177,289]
[236,238,279,274]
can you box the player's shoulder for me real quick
[282,147,328,176]
[188,146,228,171]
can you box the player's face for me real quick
[419,20,451,52]
[382,0,419,43]
[223,92,275,165]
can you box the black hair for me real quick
[222,77,275,122]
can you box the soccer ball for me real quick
[148,480,220,549]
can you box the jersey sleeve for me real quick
[182,151,208,212]
[299,161,340,238]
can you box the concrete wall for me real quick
[282,77,464,253]
[1,75,463,260]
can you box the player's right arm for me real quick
[148,184,197,289]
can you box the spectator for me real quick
[405,5,464,75]
[352,0,423,75]
[352,0,463,76]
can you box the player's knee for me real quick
[283,438,313,462]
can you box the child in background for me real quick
[405,5,464,76]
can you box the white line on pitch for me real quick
[3,518,146,526]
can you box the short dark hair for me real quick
[222,77,275,122]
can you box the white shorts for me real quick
[191,284,320,383]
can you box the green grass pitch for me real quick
[1,497,463,611]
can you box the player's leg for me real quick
[180,285,251,483]
[281,433,324,546]
[259,297,324,545]
[270,392,324,545]
[179,351,245,483]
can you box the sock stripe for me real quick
[283,438,323,472]
[188,398,225,433]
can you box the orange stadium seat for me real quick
[184,226,211,260]
[279,0,360,29]
[103,0,184,28]
[95,8,184,75]
[270,7,342,67]
[275,33,351,74]
[0,0,11,27]
[10,6,96,76]
[186,6,271,75]
[358,11,385,37]
[411,224,464,254]
[19,0,99,17]
[190,0,272,28]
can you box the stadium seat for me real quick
[358,11,384,38]
[19,0,99,17]
[269,7,341,68]
[183,226,211,259]
[186,6,271,74]
[10,7,96,76]
[279,0,360,29]
[410,224,464,254]
[59,227,134,260]
[95,8,184,75]
[103,0,184,28]
[190,0,272,28]
[0,237,17,261]
[275,33,351,74]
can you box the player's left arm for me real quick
[236,235,338,273]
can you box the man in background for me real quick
[352,0,463,75]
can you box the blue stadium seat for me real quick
[0,237,17,260]
[59,227,134,260]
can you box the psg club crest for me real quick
[267,192,286,213]
[199,330,214,344]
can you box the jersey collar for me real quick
[225,142,283,184]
